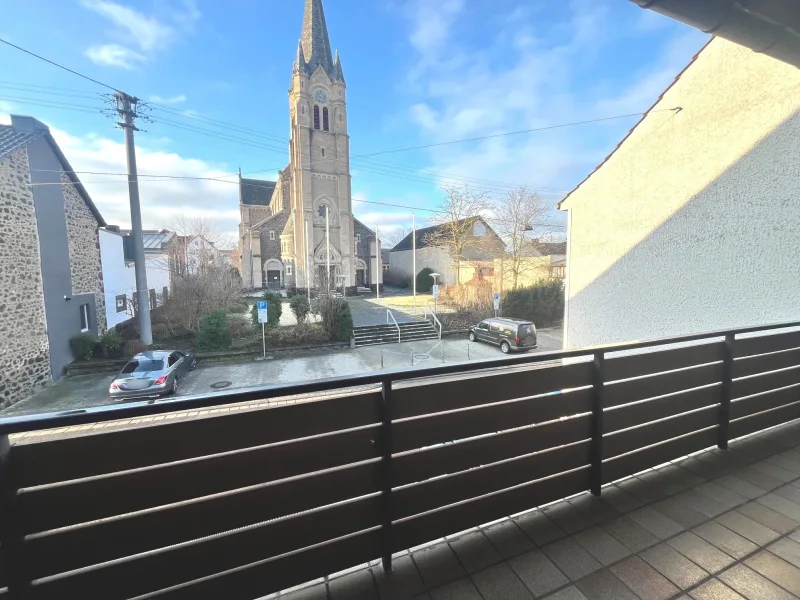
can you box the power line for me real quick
[0,37,120,93]
[0,95,105,115]
[0,93,106,111]
[0,83,102,100]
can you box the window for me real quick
[121,359,164,374]
[489,323,500,333]
[168,353,179,367]
[286,264,293,275]
[79,303,89,332]
[339,112,343,122]
[269,230,275,240]
[355,234,361,243]
[321,147,325,158]
[478,321,489,331]
[301,105,305,115]
[313,105,320,130]
[115,294,126,313]
[323,107,329,131]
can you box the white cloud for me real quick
[405,0,465,54]
[81,0,200,68]
[48,126,240,236]
[149,94,187,104]
[85,44,146,69]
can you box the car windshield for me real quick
[121,359,164,374]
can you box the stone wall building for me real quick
[238,0,378,294]
[0,115,106,407]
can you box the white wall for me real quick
[389,247,456,285]
[561,38,800,348]
[100,230,172,329]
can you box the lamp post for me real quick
[325,205,331,295]
[375,225,380,300]
[430,272,441,314]
[412,213,416,313]
[304,219,311,305]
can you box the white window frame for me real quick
[269,230,276,240]
[79,303,90,332]
[286,264,293,276]
[355,234,361,243]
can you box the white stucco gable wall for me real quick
[561,38,800,348]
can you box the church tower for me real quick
[288,0,353,292]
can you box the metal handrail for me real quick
[386,309,401,344]
[1,319,798,435]
[424,306,442,339]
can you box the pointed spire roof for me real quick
[300,0,335,78]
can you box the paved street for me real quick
[0,328,563,418]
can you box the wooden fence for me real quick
[0,322,799,599]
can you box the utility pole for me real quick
[325,205,331,295]
[375,226,380,300]
[116,92,152,345]
[412,213,417,312]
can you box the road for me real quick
[1,328,563,418]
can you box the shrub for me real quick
[250,292,282,328]
[266,323,330,347]
[416,267,435,293]
[502,280,565,327]
[123,339,148,357]
[196,309,232,351]
[100,329,123,358]
[383,270,411,288]
[69,333,96,361]
[289,295,311,323]
[315,297,354,342]
[228,316,256,340]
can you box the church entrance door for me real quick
[356,269,366,287]
[266,270,281,290]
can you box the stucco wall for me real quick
[0,147,50,408]
[561,38,800,348]
[63,170,106,331]
[390,247,457,285]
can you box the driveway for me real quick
[1,328,563,418]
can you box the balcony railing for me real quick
[0,320,799,599]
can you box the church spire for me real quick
[300,0,335,78]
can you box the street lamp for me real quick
[430,272,441,314]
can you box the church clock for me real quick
[314,89,328,104]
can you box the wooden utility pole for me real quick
[115,92,152,345]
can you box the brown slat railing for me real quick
[0,321,798,599]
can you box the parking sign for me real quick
[257,300,268,324]
[493,292,500,310]
[432,284,439,299]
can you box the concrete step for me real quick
[354,320,439,347]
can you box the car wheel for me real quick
[190,358,197,370]
[500,341,511,354]
[171,378,179,395]
[468,331,476,342]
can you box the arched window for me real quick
[323,107,329,131]
[313,105,320,130]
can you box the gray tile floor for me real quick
[274,420,800,600]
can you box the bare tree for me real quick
[381,226,412,249]
[491,186,558,289]
[156,215,233,278]
[426,186,493,284]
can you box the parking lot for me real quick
[0,328,563,418]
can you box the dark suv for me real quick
[468,318,538,353]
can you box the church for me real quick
[238,0,379,294]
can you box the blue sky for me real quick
[0,0,708,242]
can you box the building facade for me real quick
[559,38,800,348]
[0,115,106,407]
[238,0,376,293]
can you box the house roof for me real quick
[0,115,106,226]
[118,229,175,252]
[240,177,276,206]
[535,242,567,256]
[391,217,487,252]
[557,38,713,210]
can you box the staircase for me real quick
[353,320,439,347]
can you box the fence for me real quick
[0,321,799,599]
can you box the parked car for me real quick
[468,318,538,353]
[109,350,196,400]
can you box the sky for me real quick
[0,0,709,243]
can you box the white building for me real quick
[559,38,800,348]
[99,228,174,329]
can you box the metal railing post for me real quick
[590,352,605,496]
[719,333,735,449]
[379,379,394,572]
[0,434,29,598]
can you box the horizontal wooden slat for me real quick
[26,495,380,599]
[728,401,800,441]
[20,425,379,534]
[732,366,800,400]
[393,442,590,520]
[393,415,590,487]
[13,391,381,488]
[393,388,591,453]
[26,460,380,579]
[393,362,592,418]
[731,385,800,421]
[605,342,724,382]
[143,529,381,600]
[735,331,800,358]
[604,386,721,434]
[734,348,800,378]
[602,428,717,484]
[603,406,719,459]
[392,468,589,552]
[605,363,722,408]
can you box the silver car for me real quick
[109,350,196,400]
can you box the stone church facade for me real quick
[238,0,378,294]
